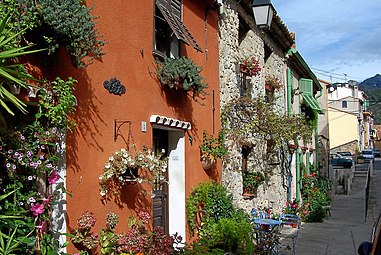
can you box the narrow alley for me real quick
[294,160,381,255]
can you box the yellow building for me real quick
[328,107,359,151]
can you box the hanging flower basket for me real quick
[156,57,208,99]
[99,147,168,197]
[265,75,283,91]
[239,57,261,77]
[121,167,139,181]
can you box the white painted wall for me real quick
[168,131,186,240]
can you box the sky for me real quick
[271,0,381,83]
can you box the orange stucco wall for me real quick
[39,0,221,250]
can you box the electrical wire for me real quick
[311,67,363,80]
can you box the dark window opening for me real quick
[153,0,202,59]
[241,145,252,173]
[342,100,348,108]
[154,5,181,59]
[264,44,272,63]
[265,87,275,103]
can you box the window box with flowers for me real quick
[242,171,265,198]
[155,56,208,100]
[239,57,262,77]
[199,130,227,170]
[99,147,168,197]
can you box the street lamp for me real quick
[251,0,275,30]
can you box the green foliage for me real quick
[0,0,105,68]
[364,88,381,124]
[0,12,45,117]
[37,77,77,130]
[0,227,22,255]
[203,211,255,255]
[300,174,332,222]
[200,130,227,161]
[0,75,77,254]
[222,96,314,149]
[242,171,265,194]
[186,182,255,254]
[36,0,105,68]
[156,57,208,100]
[186,181,234,234]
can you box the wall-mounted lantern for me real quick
[251,0,275,30]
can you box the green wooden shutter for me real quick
[299,78,313,95]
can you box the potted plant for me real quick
[199,130,227,170]
[156,56,208,99]
[239,56,261,77]
[242,171,265,198]
[99,147,168,197]
[265,75,283,91]
[355,152,364,164]
[283,200,300,227]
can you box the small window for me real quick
[265,87,274,103]
[264,44,272,63]
[153,0,202,59]
[342,100,348,108]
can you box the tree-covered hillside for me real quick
[360,74,381,124]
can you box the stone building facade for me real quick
[218,2,293,214]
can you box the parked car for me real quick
[362,149,375,162]
[337,151,354,161]
[330,153,353,168]
[373,148,381,158]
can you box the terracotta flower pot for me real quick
[286,222,298,228]
[201,157,215,171]
[242,187,257,199]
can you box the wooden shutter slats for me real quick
[156,0,202,52]
[156,2,190,45]
[174,16,203,52]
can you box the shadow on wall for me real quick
[100,181,151,212]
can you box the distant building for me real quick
[328,80,373,152]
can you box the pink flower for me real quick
[36,220,46,234]
[43,194,53,207]
[48,171,59,184]
[30,203,45,217]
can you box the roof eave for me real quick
[287,48,323,91]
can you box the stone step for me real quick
[354,172,368,177]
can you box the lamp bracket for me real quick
[114,119,132,143]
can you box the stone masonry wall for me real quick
[218,4,289,215]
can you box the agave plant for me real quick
[0,12,45,119]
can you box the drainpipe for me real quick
[314,87,322,170]
[288,153,293,202]
[315,125,319,170]
[287,69,293,116]
[296,147,301,202]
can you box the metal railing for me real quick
[365,163,371,222]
